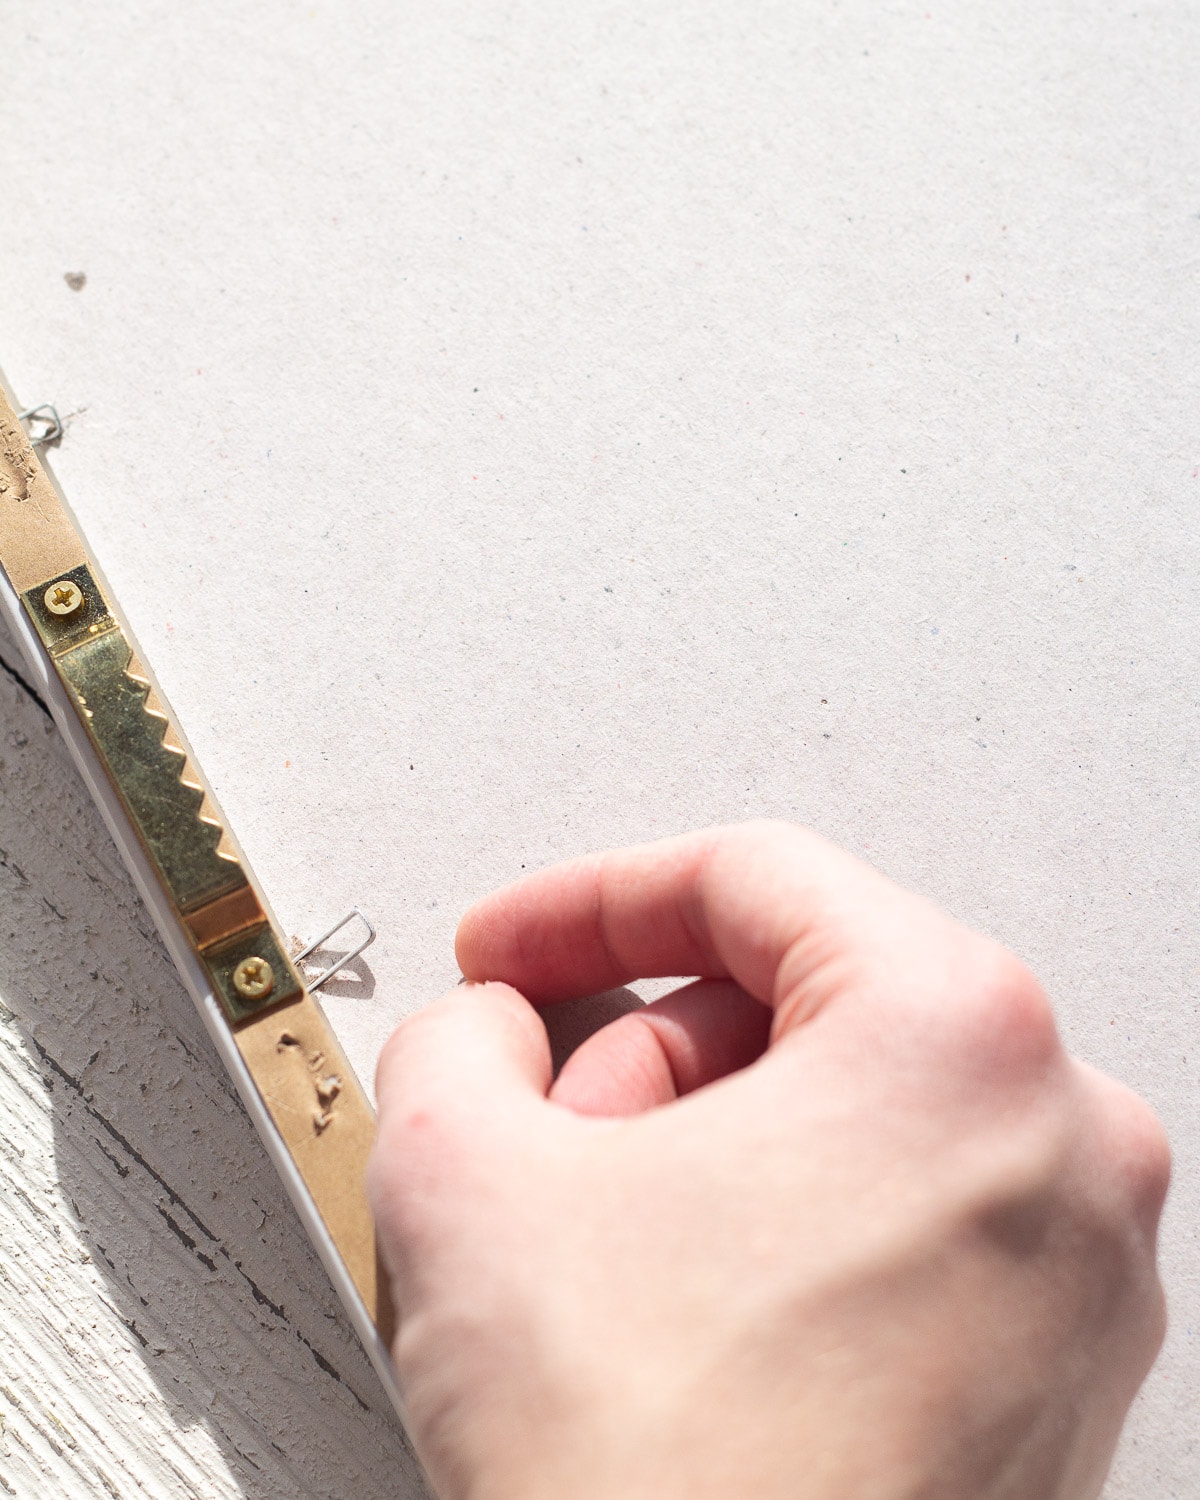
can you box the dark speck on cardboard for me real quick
[64,271,87,291]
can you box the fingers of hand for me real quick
[369,982,554,1283]
[455,820,938,1027]
[374,980,552,1120]
[1072,1060,1172,1232]
[1058,1061,1172,1383]
[455,828,726,1000]
[550,978,773,1117]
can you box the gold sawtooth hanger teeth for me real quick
[0,380,392,1343]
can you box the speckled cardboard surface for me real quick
[1,2,1197,1491]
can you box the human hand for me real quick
[369,822,1168,1500]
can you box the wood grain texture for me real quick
[0,621,428,1499]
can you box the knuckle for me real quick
[727,817,818,859]
[951,943,1061,1070]
[737,816,801,839]
[1132,1108,1173,1213]
[1144,1274,1169,1364]
[1103,1081,1173,1220]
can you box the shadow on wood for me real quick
[0,620,429,1500]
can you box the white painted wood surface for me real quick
[0,624,429,1497]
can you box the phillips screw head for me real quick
[233,956,275,1001]
[44,580,83,615]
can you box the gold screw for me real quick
[44,580,83,616]
[233,956,275,1001]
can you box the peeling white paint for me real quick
[0,636,428,1499]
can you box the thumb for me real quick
[375,979,552,1122]
[369,982,553,1307]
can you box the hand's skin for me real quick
[369,823,1169,1500]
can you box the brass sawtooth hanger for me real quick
[0,383,396,1366]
